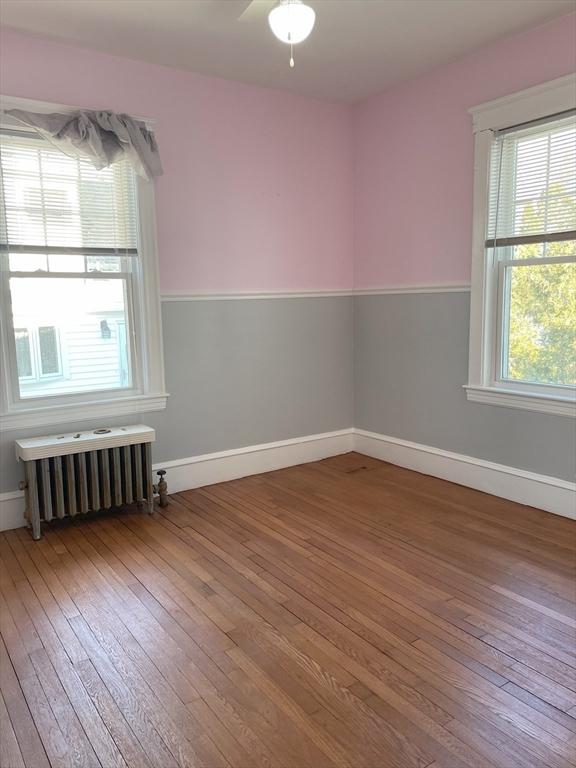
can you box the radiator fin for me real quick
[87,451,100,512]
[134,445,144,502]
[122,445,133,503]
[53,456,65,519]
[40,459,53,522]
[99,450,112,510]
[111,447,123,508]
[77,453,89,514]
[64,454,77,516]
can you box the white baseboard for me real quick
[2,426,573,532]
[0,429,355,532]
[0,490,27,532]
[354,429,575,519]
[153,429,355,494]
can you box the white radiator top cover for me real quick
[15,424,155,461]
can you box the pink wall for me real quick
[353,14,576,289]
[0,27,354,293]
[2,15,574,292]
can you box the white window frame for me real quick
[465,74,576,418]
[0,96,168,430]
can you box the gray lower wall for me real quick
[2,291,573,494]
[354,292,576,483]
[0,297,354,493]
[150,297,354,461]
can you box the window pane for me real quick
[38,326,60,375]
[9,253,48,272]
[47,254,86,273]
[15,329,32,378]
[502,262,576,387]
[511,239,576,260]
[9,277,133,398]
[86,255,122,272]
[8,253,124,273]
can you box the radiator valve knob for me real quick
[156,469,168,507]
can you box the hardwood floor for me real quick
[1,452,575,768]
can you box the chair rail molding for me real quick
[160,285,471,301]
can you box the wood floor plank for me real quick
[0,688,26,768]
[0,625,50,768]
[1,453,574,768]
[28,649,100,768]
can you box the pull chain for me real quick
[288,33,294,68]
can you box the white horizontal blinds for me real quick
[0,131,138,256]
[486,111,576,248]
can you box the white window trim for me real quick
[466,74,576,419]
[0,95,168,430]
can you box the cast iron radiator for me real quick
[16,425,167,540]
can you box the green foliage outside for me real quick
[505,184,575,387]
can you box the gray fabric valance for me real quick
[6,108,163,180]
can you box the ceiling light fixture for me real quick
[268,0,316,69]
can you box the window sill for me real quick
[0,392,169,432]
[464,385,575,418]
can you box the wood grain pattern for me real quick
[1,452,574,768]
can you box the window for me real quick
[15,325,62,385]
[0,100,167,429]
[38,326,61,377]
[467,75,576,417]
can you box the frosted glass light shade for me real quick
[268,0,316,45]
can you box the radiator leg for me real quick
[146,497,154,515]
[23,467,42,540]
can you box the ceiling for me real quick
[1,0,573,102]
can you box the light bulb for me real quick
[268,0,316,45]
